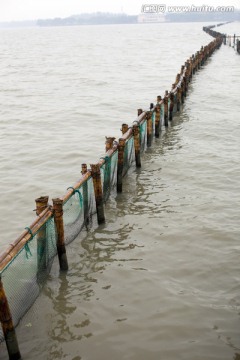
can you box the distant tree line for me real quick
[37,13,138,26]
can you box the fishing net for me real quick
[0,216,57,342]
[123,136,135,176]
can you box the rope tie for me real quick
[67,187,83,208]
[24,227,33,259]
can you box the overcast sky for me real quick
[0,0,239,22]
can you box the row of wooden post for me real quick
[203,23,240,55]
[0,35,223,360]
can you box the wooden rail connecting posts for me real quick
[0,33,223,359]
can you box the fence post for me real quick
[105,137,115,152]
[90,164,105,224]
[169,92,175,121]
[0,276,21,360]
[132,123,141,167]
[163,94,169,127]
[137,109,143,116]
[146,111,153,147]
[35,196,49,274]
[52,198,68,271]
[117,138,126,193]
[81,164,89,225]
[121,124,129,135]
[154,104,161,137]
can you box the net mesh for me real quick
[0,217,57,342]
[0,123,145,345]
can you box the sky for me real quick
[0,0,239,22]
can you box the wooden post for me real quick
[163,95,168,127]
[35,196,48,274]
[90,164,105,224]
[52,198,68,271]
[132,123,141,167]
[117,138,126,193]
[121,124,129,135]
[157,95,162,104]
[105,137,115,152]
[177,86,181,111]
[81,164,89,225]
[169,93,175,121]
[154,104,161,137]
[146,111,153,147]
[150,103,154,110]
[137,109,143,116]
[0,276,21,360]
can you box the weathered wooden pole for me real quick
[146,111,153,147]
[169,92,175,121]
[90,164,105,224]
[0,276,22,360]
[154,104,161,137]
[117,138,126,193]
[121,123,129,135]
[137,109,143,116]
[35,196,49,274]
[105,137,115,152]
[81,164,89,225]
[132,123,141,167]
[177,86,181,111]
[163,94,169,127]
[52,198,68,271]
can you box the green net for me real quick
[0,216,57,342]
[63,189,84,245]
[123,137,134,176]
[140,120,147,152]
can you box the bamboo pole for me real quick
[132,123,141,167]
[81,164,89,225]
[146,111,153,147]
[52,198,68,271]
[90,164,105,224]
[35,196,49,275]
[0,276,21,360]
[117,138,126,193]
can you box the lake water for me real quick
[0,21,240,360]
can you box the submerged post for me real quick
[154,104,161,137]
[0,276,21,360]
[52,198,68,271]
[132,123,141,167]
[35,196,49,274]
[146,111,153,147]
[169,93,175,121]
[90,164,105,224]
[117,138,126,193]
[163,94,169,127]
[81,164,89,225]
